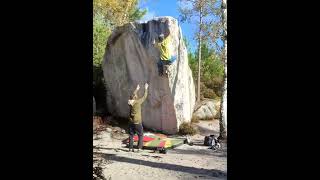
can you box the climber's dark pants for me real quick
[158,60,170,76]
[157,57,176,76]
[128,123,144,149]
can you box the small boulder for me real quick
[193,100,219,120]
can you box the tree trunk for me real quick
[197,6,202,102]
[219,0,227,141]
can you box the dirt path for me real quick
[93,120,227,180]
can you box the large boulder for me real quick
[103,17,195,134]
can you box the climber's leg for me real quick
[157,60,164,76]
[164,65,169,76]
[163,60,170,76]
[168,56,177,64]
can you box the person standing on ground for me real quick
[127,83,149,152]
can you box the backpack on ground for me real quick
[205,135,221,150]
[204,135,216,146]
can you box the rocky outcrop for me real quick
[193,99,221,120]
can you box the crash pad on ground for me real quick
[124,133,185,149]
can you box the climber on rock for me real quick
[127,83,149,153]
[152,20,176,76]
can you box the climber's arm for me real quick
[153,39,162,53]
[163,19,171,38]
[164,29,170,38]
[152,39,159,48]
[132,84,140,97]
[138,83,149,103]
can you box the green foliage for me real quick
[93,0,147,26]
[179,0,225,101]
[128,0,147,22]
[186,41,224,99]
[178,0,222,46]
[93,13,111,67]
[203,56,223,81]
[197,43,224,79]
[93,0,147,67]
[205,77,223,97]
[93,0,147,113]
[201,82,218,99]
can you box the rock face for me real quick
[193,99,220,120]
[103,16,195,134]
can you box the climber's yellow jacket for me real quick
[157,36,171,60]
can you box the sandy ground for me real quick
[93,120,227,180]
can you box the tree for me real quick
[184,36,197,78]
[93,0,146,66]
[178,0,219,102]
[197,5,203,103]
[93,0,147,113]
[195,42,224,99]
[93,0,146,26]
[218,0,227,141]
[179,0,226,140]
[185,36,224,100]
[127,0,147,22]
[93,13,111,67]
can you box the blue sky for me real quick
[138,0,198,53]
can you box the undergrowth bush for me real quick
[179,122,197,135]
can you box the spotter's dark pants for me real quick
[128,123,144,149]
